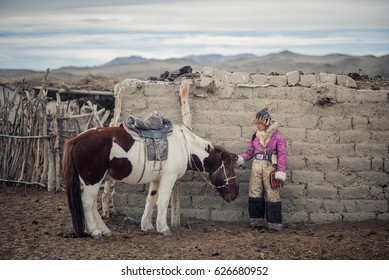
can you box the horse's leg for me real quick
[92,194,112,237]
[102,180,115,218]
[141,181,159,232]
[82,181,104,237]
[156,175,176,236]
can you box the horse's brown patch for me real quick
[108,157,133,180]
[72,133,112,185]
[187,154,204,172]
[112,134,134,152]
[70,127,135,185]
[203,146,239,202]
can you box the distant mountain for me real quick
[94,51,389,78]
[2,51,388,83]
[213,51,389,76]
[183,53,257,64]
[102,53,258,67]
[103,56,150,66]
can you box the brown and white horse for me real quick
[62,124,239,237]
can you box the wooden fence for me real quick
[0,73,113,191]
[0,85,54,188]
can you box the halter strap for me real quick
[210,161,236,189]
[190,156,234,190]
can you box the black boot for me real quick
[249,197,265,230]
[266,201,282,232]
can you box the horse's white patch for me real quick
[109,140,128,160]
[121,140,158,184]
[78,127,97,136]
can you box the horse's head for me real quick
[204,145,239,202]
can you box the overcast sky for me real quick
[1,0,388,70]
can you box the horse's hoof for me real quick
[90,229,103,238]
[102,230,112,237]
[161,229,172,236]
[141,224,155,233]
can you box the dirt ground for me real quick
[0,185,388,260]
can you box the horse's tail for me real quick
[62,138,85,237]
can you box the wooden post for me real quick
[110,87,124,127]
[179,80,192,128]
[101,86,124,218]
[54,92,62,191]
[47,133,56,191]
[171,80,192,228]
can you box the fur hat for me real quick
[252,101,272,125]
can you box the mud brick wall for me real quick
[112,68,389,224]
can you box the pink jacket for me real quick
[240,126,287,172]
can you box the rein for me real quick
[190,156,234,190]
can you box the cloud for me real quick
[4,0,387,32]
[0,0,388,69]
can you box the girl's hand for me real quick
[275,171,286,181]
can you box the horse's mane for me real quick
[179,126,235,165]
[213,145,236,164]
[180,125,214,151]
[179,125,214,168]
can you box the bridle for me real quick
[190,156,235,190]
[210,160,236,189]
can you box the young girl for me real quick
[237,101,287,232]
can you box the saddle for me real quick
[123,112,173,161]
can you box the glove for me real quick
[275,171,286,181]
[236,155,245,166]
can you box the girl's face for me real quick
[256,123,268,132]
